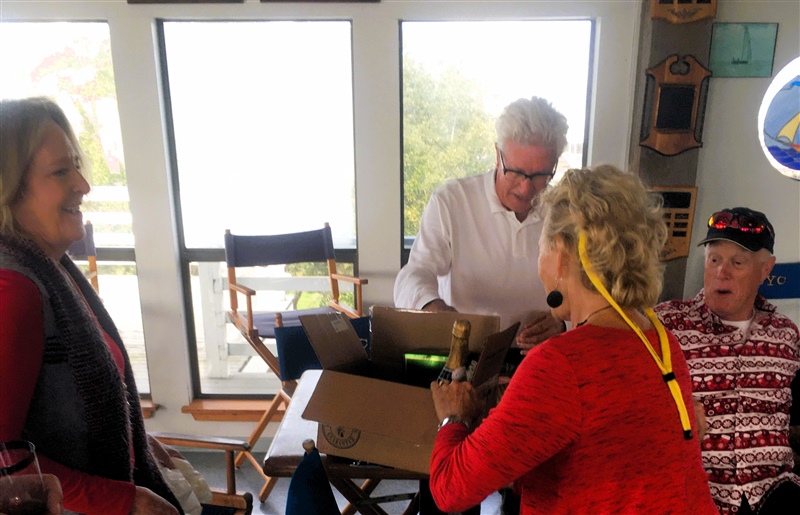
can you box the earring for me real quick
[546,278,563,308]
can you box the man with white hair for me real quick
[656,207,800,515]
[395,96,570,514]
[395,96,568,350]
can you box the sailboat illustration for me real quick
[777,112,800,151]
[732,26,752,65]
[762,77,800,173]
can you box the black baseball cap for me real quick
[698,207,775,253]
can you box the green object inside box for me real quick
[404,352,448,387]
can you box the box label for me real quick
[321,424,361,449]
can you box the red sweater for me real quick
[430,324,717,514]
[0,269,136,514]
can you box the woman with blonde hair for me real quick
[429,165,716,513]
[0,97,181,514]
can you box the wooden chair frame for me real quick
[151,432,254,515]
[224,223,367,502]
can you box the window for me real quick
[401,21,593,248]
[0,22,151,393]
[160,20,356,395]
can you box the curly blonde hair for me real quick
[538,164,667,309]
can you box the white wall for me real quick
[688,1,800,324]
[1,0,640,437]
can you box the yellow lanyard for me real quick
[578,233,693,440]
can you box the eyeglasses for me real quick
[708,211,773,236]
[498,149,555,183]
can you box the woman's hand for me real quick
[129,486,179,515]
[0,473,63,515]
[430,380,483,425]
[41,474,63,515]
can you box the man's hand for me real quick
[693,400,707,441]
[430,380,483,425]
[516,311,564,353]
[422,299,457,313]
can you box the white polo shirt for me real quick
[394,170,548,330]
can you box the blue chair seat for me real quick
[247,307,336,340]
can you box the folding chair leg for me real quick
[341,479,381,515]
[242,449,279,502]
[235,393,288,467]
[401,493,420,515]
[258,476,279,503]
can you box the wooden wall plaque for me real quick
[651,0,717,25]
[640,54,711,156]
[652,186,698,261]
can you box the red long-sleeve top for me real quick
[430,323,718,514]
[0,269,136,514]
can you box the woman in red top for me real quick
[0,97,181,515]
[429,165,717,514]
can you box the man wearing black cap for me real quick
[656,207,800,515]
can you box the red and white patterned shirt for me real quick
[656,291,800,514]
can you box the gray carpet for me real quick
[182,450,502,514]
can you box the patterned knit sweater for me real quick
[656,291,800,514]
[429,324,717,514]
[0,236,182,514]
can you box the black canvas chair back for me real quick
[224,226,335,269]
[224,224,367,342]
[67,220,96,259]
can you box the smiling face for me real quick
[703,240,775,321]
[494,140,557,222]
[12,120,90,260]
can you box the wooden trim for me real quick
[128,1,243,4]
[140,399,158,419]
[181,399,286,422]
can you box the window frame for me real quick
[156,19,359,398]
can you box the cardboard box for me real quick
[299,307,518,474]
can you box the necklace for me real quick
[576,305,614,327]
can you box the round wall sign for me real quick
[758,56,800,181]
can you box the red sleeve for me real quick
[429,343,581,512]
[38,455,137,514]
[0,270,136,514]
[0,270,45,441]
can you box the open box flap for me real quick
[470,321,520,392]
[300,312,369,372]
[302,370,439,444]
[369,306,501,364]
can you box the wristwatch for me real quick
[438,416,470,432]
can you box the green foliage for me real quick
[285,262,356,310]
[403,56,496,237]
[34,37,126,188]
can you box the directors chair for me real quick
[66,220,99,293]
[223,223,368,501]
[151,432,254,515]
